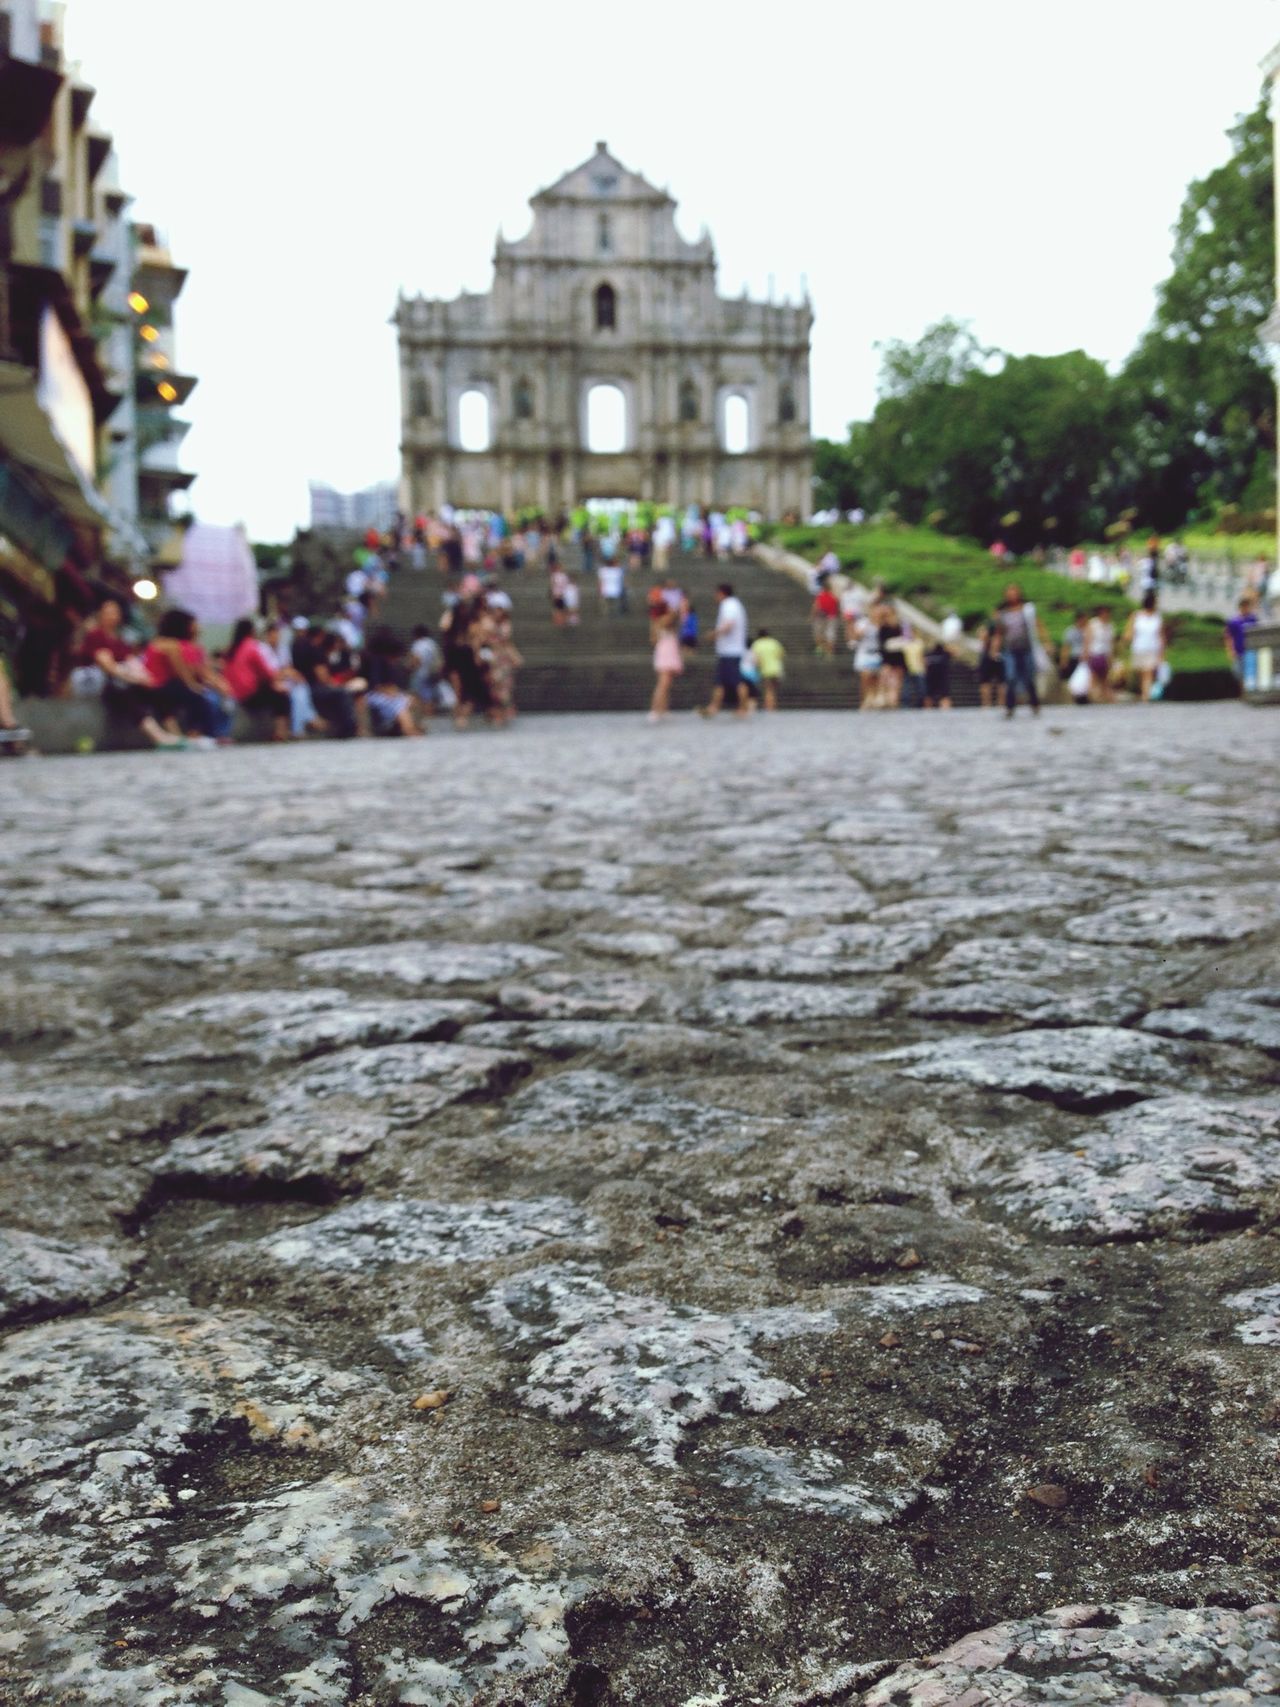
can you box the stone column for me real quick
[794,345,812,435]
[495,350,513,449]
[765,461,780,521]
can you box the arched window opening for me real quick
[514,377,534,420]
[457,389,491,452]
[598,213,612,253]
[586,383,626,453]
[594,282,616,330]
[410,376,431,418]
[778,385,796,425]
[678,378,699,423]
[723,393,750,454]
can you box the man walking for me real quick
[700,582,750,717]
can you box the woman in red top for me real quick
[75,598,183,747]
[223,619,291,741]
[141,609,234,742]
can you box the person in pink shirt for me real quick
[141,608,234,742]
[223,619,291,740]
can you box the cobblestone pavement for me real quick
[1,704,1278,1705]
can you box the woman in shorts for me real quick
[1084,607,1116,702]
[877,604,905,709]
[1123,592,1165,702]
[649,599,684,723]
[848,607,882,709]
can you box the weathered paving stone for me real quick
[933,934,1122,983]
[688,918,944,979]
[272,1040,528,1120]
[682,979,890,1026]
[495,969,658,1019]
[696,877,875,920]
[162,1478,589,1705]
[1224,1282,1280,1345]
[717,1443,928,1522]
[1142,987,1280,1056]
[242,832,340,862]
[4,707,1279,1701]
[861,1600,1280,1704]
[987,1094,1280,1239]
[151,1112,384,1196]
[478,1264,833,1466]
[0,926,123,959]
[906,978,1143,1027]
[883,1025,1205,1110]
[0,1305,584,1703]
[460,1018,795,1072]
[1065,886,1273,946]
[0,977,112,1045]
[0,1226,132,1324]
[298,940,561,986]
[577,929,685,961]
[496,1067,783,1153]
[119,988,487,1063]
[256,1195,596,1269]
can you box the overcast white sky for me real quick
[69,0,1279,540]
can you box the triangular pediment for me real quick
[535,143,669,204]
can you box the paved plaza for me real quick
[1,705,1278,1704]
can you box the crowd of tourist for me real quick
[22,547,526,751]
[0,501,1272,754]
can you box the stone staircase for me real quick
[377,547,980,713]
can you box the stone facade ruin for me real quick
[395,144,812,517]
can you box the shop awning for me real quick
[0,359,109,532]
[0,360,147,571]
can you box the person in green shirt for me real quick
[750,629,786,712]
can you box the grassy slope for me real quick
[773,524,1232,694]
[1173,527,1273,559]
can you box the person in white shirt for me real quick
[653,514,676,572]
[598,560,625,613]
[700,582,750,718]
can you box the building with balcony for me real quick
[394,144,812,518]
[128,220,197,555]
[0,0,195,675]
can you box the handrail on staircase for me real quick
[751,542,980,665]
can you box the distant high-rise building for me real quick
[309,479,398,534]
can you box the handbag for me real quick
[69,665,106,698]
[1068,661,1091,698]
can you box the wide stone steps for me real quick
[376,547,981,712]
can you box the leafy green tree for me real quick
[811,437,861,511]
[875,318,998,398]
[1116,93,1275,528]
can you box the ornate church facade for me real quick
[395,144,812,517]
